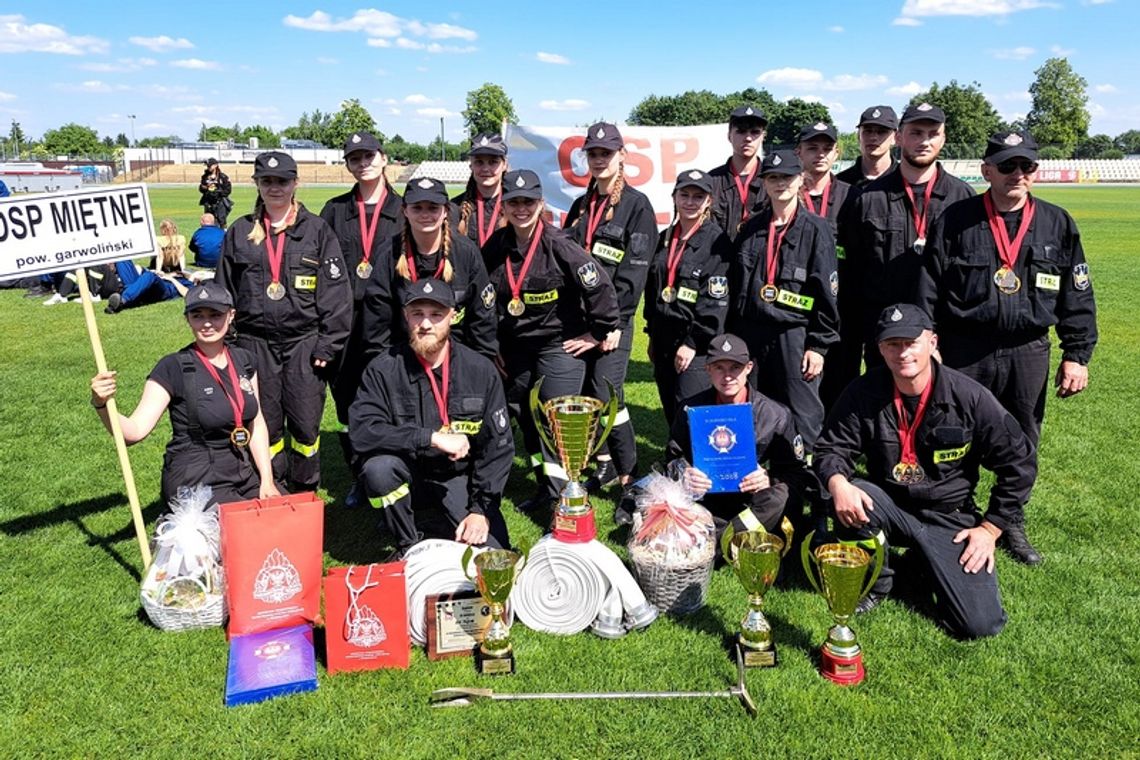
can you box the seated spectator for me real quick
[151,219,187,273]
[189,213,224,270]
[44,265,121,305]
[106,220,193,313]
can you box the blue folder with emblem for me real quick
[687,402,758,493]
[225,623,318,707]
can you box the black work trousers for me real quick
[744,325,825,452]
[584,320,637,476]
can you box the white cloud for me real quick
[757,68,886,91]
[757,67,823,87]
[171,58,221,70]
[129,34,194,52]
[283,9,477,52]
[1088,101,1107,117]
[78,57,158,73]
[386,107,402,116]
[404,94,434,105]
[1082,0,1112,4]
[425,43,476,53]
[1050,44,1075,55]
[416,107,458,118]
[0,90,15,101]
[897,1,1053,21]
[1094,83,1117,93]
[536,51,570,64]
[0,14,109,55]
[59,80,116,93]
[995,90,1031,102]
[367,38,391,48]
[316,56,338,64]
[892,16,923,26]
[887,81,926,96]
[539,99,591,111]
[827,74,888,91]
[992,46,1035,60]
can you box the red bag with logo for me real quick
[220,492,324,637]
[324,563,410,673]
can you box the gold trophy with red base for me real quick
[801,533,885,686]
[529,378,618,543]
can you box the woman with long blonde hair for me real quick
[105,218,191,313]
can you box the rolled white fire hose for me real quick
[404,539,514,646]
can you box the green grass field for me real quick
[1,185,1138,757]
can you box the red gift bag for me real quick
[220,492,324,637]
[324,563,410,673]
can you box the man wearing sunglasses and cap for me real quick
[916,130,1098,565]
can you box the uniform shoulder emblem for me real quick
[327,259,342,279]
[707,276,728,298]
[577,261,600,289]
[1073,262,1090,290]
[829,271,839,296]
[793,434,805,461]
[480,282,496,309]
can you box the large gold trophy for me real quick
[461,546,527,675]
[801,533,885,686]
[529,378,618,542]
[720,518,793,667]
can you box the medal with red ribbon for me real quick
[583,194,609,251]
[505,220,544,317]
[731,159,759,226]
[416,344,451,433]
[355,185,386,280]
[661,220,703,303]
[984,191,1036,295]
[193,346,250,447]
[760,210,796,303]
[892,378,934,484]
[901,176,936,254]
[263,217,287,300]
[405,238,447,283]
[801,178,831,217]
[476,193,501,248]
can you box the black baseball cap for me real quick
[501,169,543,200]
[706,333,751,365]
[583,122,625,151]
[729,104,768,127]
[403,277,456,309]
[205,157,219,167]
[983,130,1039,165]
[184,282,233,314]
[674,168,713,194]
[875,304,934,342]
[900,102,946,125]
[404,177,449,205]
[343,131,382,157]
[468,133,507,157]
[760,150,802,176]
[252,151,298,179]
[857,106,898,130]
[797,122,838,144]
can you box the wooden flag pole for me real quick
[75,268,152,569]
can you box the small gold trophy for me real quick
[461,546,527,675]
[801,533,885,686]
[529,378,618,542]
[721,518,793,667]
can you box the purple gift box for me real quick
[225,623,318,707]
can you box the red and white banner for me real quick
[1034,169,1079,183]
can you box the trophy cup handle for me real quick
[800,530,823,595]
[589,378,620,459]
[461,545,476,583]
[515,546,530,575]
[778,516,794,558]
[528,377,559,455]
[720,524,737,565]
[860,536,886,600]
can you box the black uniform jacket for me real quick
[841,164,974,324]
[803,177,854,240]
[349,340,514,516]
[916,193,1098,365]
[708,158,767,241]
[450,191,504,252]
[216,204,352,362]
[835,156,898,189]
[643,220,732,356]
[564,185,657,323]
[728,206,840,354]
[815,362,1036,532]
[483,224,620,349]
[319,183,404,301]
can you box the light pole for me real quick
[440,117,445,160]
[128,114,136,147]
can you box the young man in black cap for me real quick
[452,133,510,251]
[916,130,1098,565]
[816,304,1036,639]
[198,158,233,227]
[835,106,898,188]
[320,132,404,507]
[843,102,973,372]
[350,278,513,552]
[665,333,811,540]
[708,105,768,241]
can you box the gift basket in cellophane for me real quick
[628,465,716,615]
[140,485,226,631]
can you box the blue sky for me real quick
[2,1,1135,146]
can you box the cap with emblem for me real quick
[403,277,456,308]
[983,130,1039,165]
[467,132,508,157]
[875,303,934,342]
[900,102,947,125]
[857,105,898,130]
[403,176,449,205]
[797,122,838,144]
[729,104,769,127]
[343,131,382,157]
[184,282,234,314]
[760,149,802,177]
[252,151,298,180]
[674,168,713,194]
[205,157,219,167]
[706,333,751,365]
[582,122,625,152]
[501,169,543,201]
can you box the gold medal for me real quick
[230,426,251,447]
[356,261,373,279]
[913,237,926,255]
[266,281,286,300]
[438,424,451,434]
[892,461,925,484]
[994,266,1021,294]
[760,284,779,303]
[507,297,525,317]
[660,286,676,303]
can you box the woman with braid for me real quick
[564,122,658,493]
[451,133,509,260]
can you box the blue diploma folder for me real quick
[225,624,318,707]
[687,403,757,493]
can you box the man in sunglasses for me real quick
[916,130,1098,566]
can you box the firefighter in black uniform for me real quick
[842,102,973,372]
[643,169,732,425]
[708,104,768,242]
[666,334,812,542]
[350,278,513,551]
[728,150,839,453]
[816,304,1036,639]
[564,122,657,492]
[216,151,352,491]
[199,158,233,227]
[320,131,404,507]
[451,133,509,255]
[917,131,1098,565]
[484,169,621,512]
[834,106,898,188]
